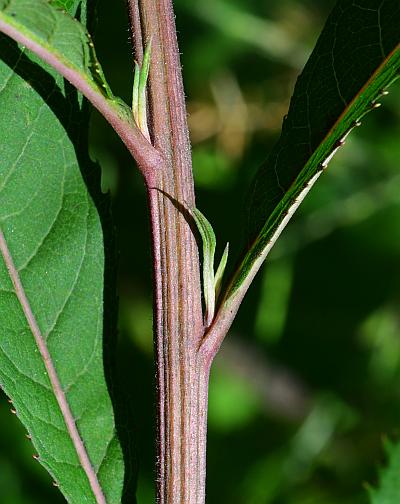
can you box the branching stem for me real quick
[0,16,163,178]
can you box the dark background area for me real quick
[1,0,400,502]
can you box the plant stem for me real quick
[129,0,214,501]
[148,180,210,500]
[145,134,209,504]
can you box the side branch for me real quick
[200,170,324,363]
[0,18,164,177]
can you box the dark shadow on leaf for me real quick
[0,34,137,503]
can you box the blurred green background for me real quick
[1,0,400,502]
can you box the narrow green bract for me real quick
[132,39,152,141]
[192,208,228,327]
[214,242,229,300]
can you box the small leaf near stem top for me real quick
[192,208,229,328]
[132,38,152,141]
[214,242,229,300]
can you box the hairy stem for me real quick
[147,185,209,504]
[133,0,213,501]
[127,0,144,64]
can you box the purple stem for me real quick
[127,0,144,64]
[136,0,211,501]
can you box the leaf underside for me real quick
[229,0,400,297]
[0,0,130,114]
[0,1,124,503]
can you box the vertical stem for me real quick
[129,0,211,502]
[127,0,143,63]
[146,159,209,504]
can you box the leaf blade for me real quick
[232,0,400,298]
[192,208,217,327]
[0,0,112,99]
[202,1,400,357]
[0,0,163,176]
[0,3,124,503]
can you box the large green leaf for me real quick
[0,0,114,100]
[369,438,400,504]
[227,0,400,299]
[0,0,162,171]
[0,2,124,503]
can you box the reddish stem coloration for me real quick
[0,2,231,501]
[130,0,222,502]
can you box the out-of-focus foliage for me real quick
[369,439,400,504]
[1,0,399,503]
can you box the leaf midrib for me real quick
[229,40,400,297]
[0,225,107,503]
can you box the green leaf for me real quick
[0,2,124,503]
[192,208,229,326]
[49,0,81,11]
[369,438,400,503]
[229,0,400,298]
[132,39,152,141]
[0,0,159,178]
[0,0,128,110]
[192,208,217,327]
[214,242,229,300]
